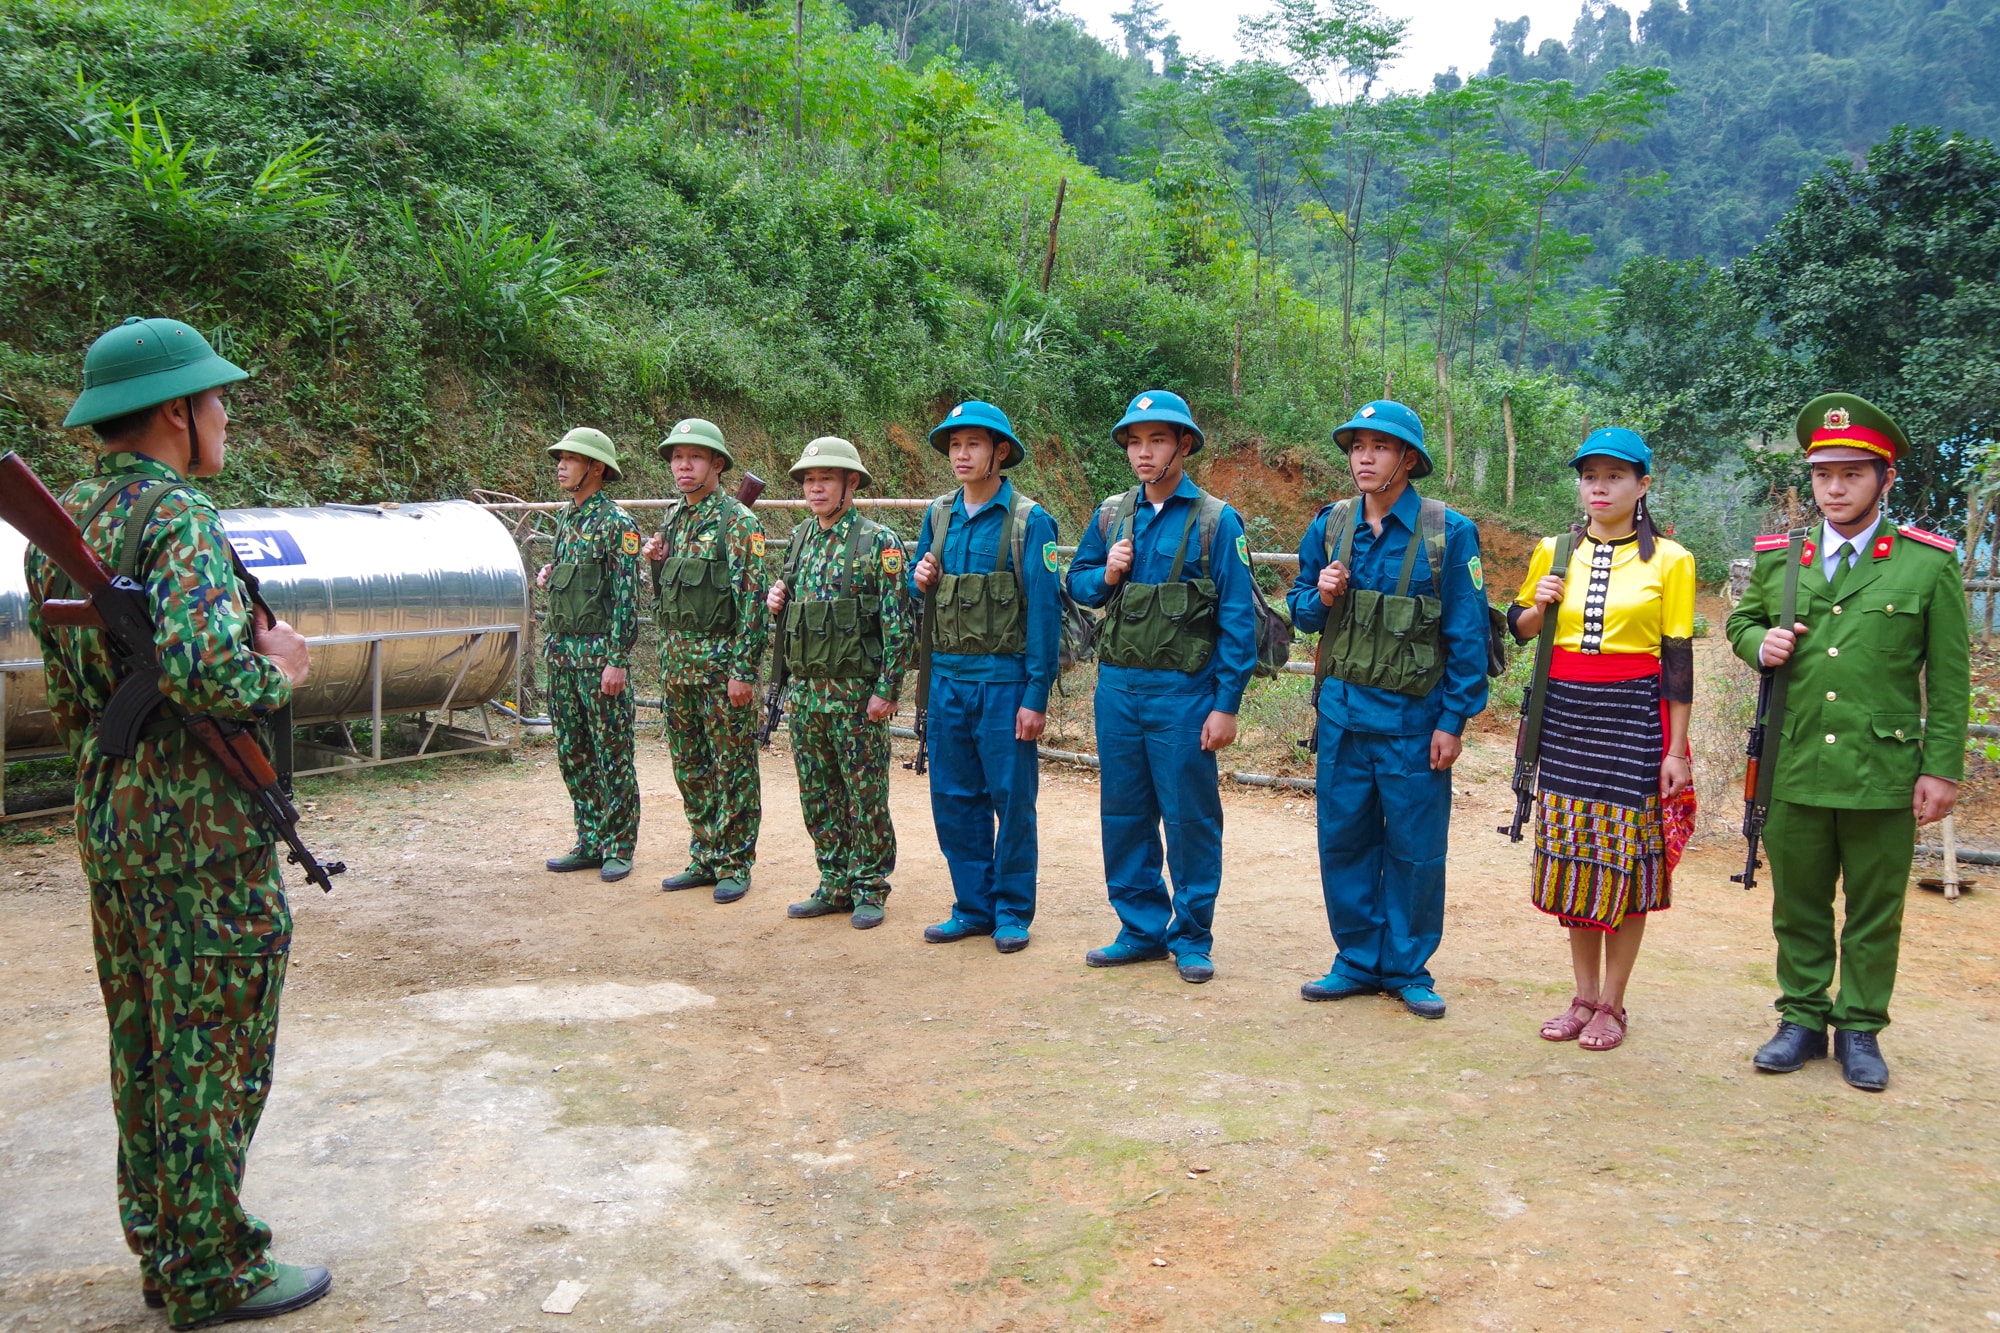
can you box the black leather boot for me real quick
[1752,1020,1827,1072]
[1834,1028,1889,1092]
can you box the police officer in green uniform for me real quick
[640,418,768,903]
[1727,393,1969,1091]
[35,317,331,1327]
[538,428,643,882]
[765,437,913,928]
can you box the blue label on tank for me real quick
[226,529,306,568]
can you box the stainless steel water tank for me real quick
[0,500,527,751]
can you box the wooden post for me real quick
[1039,177,1067,293]
[1382,368,1393,400]
[1502,391,1518,508]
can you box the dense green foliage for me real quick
[1600,126,2000,528]
[1488,0,2000,267]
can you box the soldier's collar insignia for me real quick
[1799,540,1817,568]
[1825,407,1851,430]
[1872,531,1895,559]
[1137,397,1154,410]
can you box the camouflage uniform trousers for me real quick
[92,846,288,1329]
[662,683,761,878]
[549,664,639,860]
[791,708,895,907]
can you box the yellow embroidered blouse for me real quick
[1512,533,1697,657]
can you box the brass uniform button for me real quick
[1885,603,1895,613]
[1833,605,1844,615]
[1828,646,1840,657]
[1825,733,1837,744]
[1895,728,1906,739]
[1826,691,1837,701]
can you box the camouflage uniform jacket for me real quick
[543,489,640,670]
[653,489,769,686]
[782,507,913,714]
[25,454,295,881]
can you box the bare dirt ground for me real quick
[3,721,1999,1332]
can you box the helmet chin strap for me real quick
[1362,447,1411,496]
[184,396,201,474]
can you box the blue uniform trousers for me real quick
[927,676,1039,932]
[1095,686,1222,957]
[1315,720,1450,990]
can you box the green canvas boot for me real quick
[599,857,632,882]
[787,894,849,919]
[545,847,603,873]
[712,874,749,904]
[851,898,887,930]
[181,1263,333,1327]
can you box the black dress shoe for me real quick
[1834,1028,1889,1092]
[1752,1020,1828,1073]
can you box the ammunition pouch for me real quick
[784,594,884,679]
[1096,489,1221,674]
[546,560,611,637]
[654,555,736,634]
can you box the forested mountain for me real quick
[1486,0,2000,264]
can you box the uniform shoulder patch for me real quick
[881,546,905,576]
[1752,533,1792,552]
[1899,525,1957,553]
[1235,533,1250,565]
[1042,540,1058,573]
[1468,555,1484,591]
[750,531,766,558]
[621,530,640,556]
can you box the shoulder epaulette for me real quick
[1752,533,1791,552]
[1898,524,1957,553]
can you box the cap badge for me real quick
[1825,407,1850,430]
[805,443,820,456]
[1360,406,1376,418]
[950,406,963,418]
[676,420,690,432]
[1137,397,1153,410]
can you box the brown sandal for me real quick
[1540,997,1597,1042]
[1579,1004,1627,1052]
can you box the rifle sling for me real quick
[1752,528,1807,809]
[1516,530,1577,772]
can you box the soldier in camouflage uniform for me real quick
[538,428,642,882]
[32,317,330,1327]
[640,418,768,903]
[765,437,912,928]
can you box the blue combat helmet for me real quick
[1332,401,1431,479]
[929,400,1024,470]
[1111,389,1206,453]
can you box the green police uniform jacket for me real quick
[1725,521,1969,809]
[653,489,768,686]
[26,455,296,880]
[544,490,640,670]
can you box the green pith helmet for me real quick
[62,317,250,429]
[788,436,872,488]
[547,426,623,482]
[658,416,734,471]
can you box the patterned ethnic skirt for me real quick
[1532,658,1694,931]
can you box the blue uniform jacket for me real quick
[1066,473,1257,715]
[907,479,1063,714]
[1286,485,1489,737]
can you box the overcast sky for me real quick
[1059,0,1593,93]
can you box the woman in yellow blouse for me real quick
[1509,429,1697,1052]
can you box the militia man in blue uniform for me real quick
[1287,401,1490,1019]
[909,401,1062,953]
[1726,393,1969,1091]
[1066,391,1257,984]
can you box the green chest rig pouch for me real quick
[923,490,1032,657]
[1096,486,1223,675]
[651,499,737,635]
[1314,496,1449,699]
[783,515,889,680]
[545,509,618,638]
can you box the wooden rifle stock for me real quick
[0,451,344,893]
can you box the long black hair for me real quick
[1570,489,1659,561]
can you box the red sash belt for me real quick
[1549,647,1660,683]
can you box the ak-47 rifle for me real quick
[760,498,793,751]
[0,451,345,893]
[1499,530,1575,842]
[1733,528,1806,890]
[904,522,936,776]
